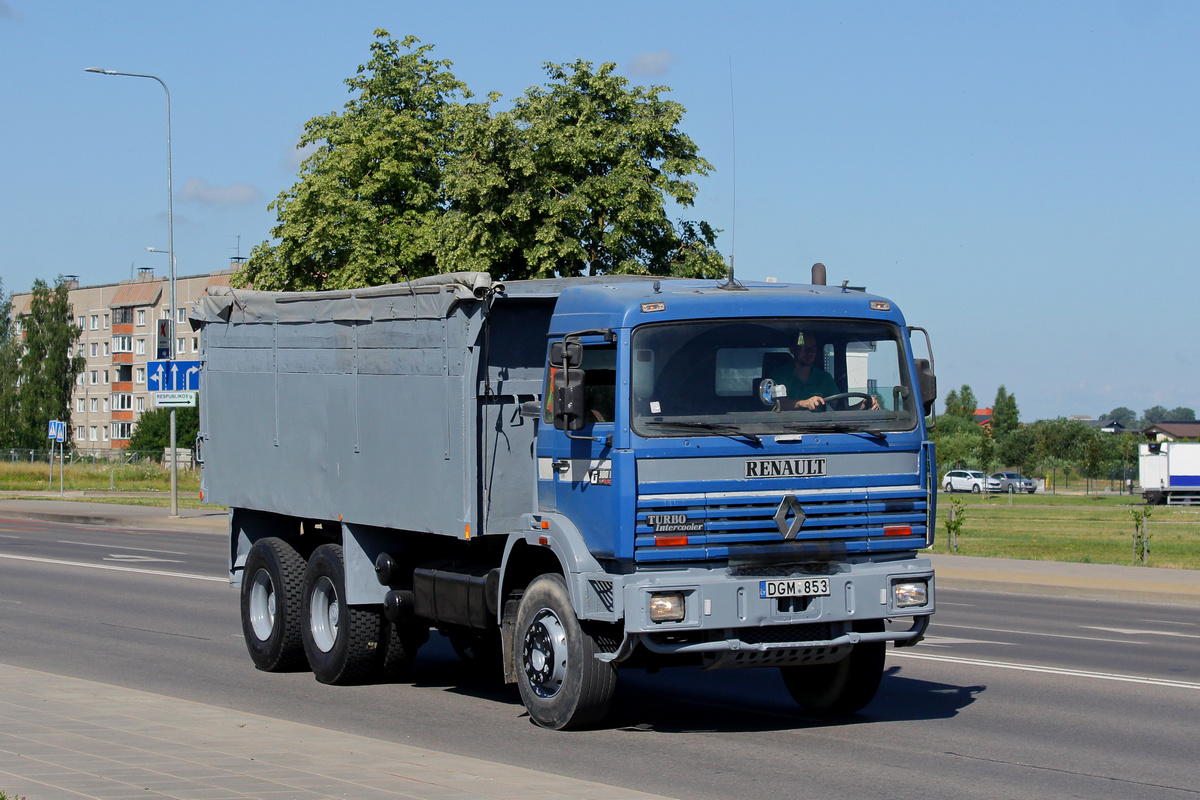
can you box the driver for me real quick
[768,332,880,411]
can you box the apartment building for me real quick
[11,266,234,453]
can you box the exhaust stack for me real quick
[811,263,827,286]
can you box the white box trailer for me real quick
[1139,442,1200,505]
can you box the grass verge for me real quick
[931,491,1200,569]
[0,460,200,493]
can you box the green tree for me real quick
[991,385,1020,441]
[1166,406,1196,421]
[1143,405,1169,424]
[128,406,200,456]
[12,278,83,449]
[440,59,723,278]
[944,384,977,419]
[238,31,723,290]
[0,278,19,447]
[239,33,469,291]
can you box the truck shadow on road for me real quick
[407,637,986,733]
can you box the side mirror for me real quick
[549,340,583,369]
[552,368,586,431]
[915,358,937,417]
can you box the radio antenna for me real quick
[719,56,746,291]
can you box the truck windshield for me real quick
[630,318,918,437]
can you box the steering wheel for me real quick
[811,391,874,411]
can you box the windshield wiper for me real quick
[643,421,761,444]
[781,422,888,440]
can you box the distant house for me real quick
[973,407,993,427]
[1085,419,1127,434]
[1142,421,1200,441]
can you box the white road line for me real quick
[58,540,189,555]
[1083,626,1200,640]
[921,636,1017,647]
[892,651,1200,690]
[933,622,1146,645]
[0,553,225,583]
[104,554,185,564]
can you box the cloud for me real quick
[627,51,674,76]
[287,139,320,170]
[180,178,260,206]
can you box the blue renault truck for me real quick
[193,265,937,729]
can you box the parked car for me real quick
[990,471,1036,494]
[942,469,988,493]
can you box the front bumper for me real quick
[582,557,934,667]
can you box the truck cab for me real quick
[506,276,936,725]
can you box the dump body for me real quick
[194,271,937,728]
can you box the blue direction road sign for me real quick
[148,360,201,392]
[46,420,65,442]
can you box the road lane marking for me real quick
[922,635,1017,647]
[104,554,185,564]
[891,651,1200,690]
[0,553,225,583]
[932,622,1146,645]
[58,539,189,555]
[1083,626,1200,640]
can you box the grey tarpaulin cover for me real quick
[189,272,497,328]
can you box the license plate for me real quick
[759,578,831,599]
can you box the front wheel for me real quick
[971,484,981,494]
[514,574,617,729]
[780,621,886,715]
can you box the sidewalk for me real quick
[0,663,668,800]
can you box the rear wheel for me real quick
[301,543,387,685]
[514,574,617,729]
[943,482,953,493]
[780,620,886,715]
[240,537,307,672]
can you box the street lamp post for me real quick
[86,67,179,518]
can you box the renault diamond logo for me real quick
[774,495,806,540]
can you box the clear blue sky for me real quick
[2,1,1196,422]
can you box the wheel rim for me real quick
[522,607,568,699]
[248,568,276,641]
[309,575,340,653]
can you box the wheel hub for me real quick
[248,569,276,641]
[309,575,340,653]
[522,608,567,699]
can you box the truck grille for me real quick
[635,486,927,561]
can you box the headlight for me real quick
[648,592,686,622]
[893,581,928,608]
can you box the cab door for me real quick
[536,342,621,557]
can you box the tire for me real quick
[971,484,981,494]
[514,574,617,730]
[240,537,308,672]
[944,482,953,493]
[301,543,387,685]
[780,620,886,715]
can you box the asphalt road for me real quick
[1,516,1197,800]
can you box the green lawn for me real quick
[0,460,201,493]
[931,491,1200,569]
